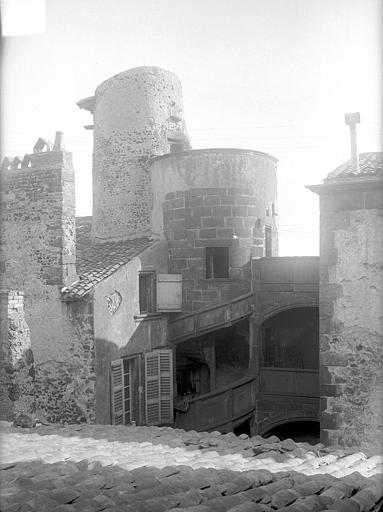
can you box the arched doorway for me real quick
[263,419,320,444]
[256,306,320,436]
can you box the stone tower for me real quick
[77,66,190,242]
[308,152,383,454]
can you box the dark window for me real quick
[265,227,272,257]
[139,272,156,313]
[206,247,229,278]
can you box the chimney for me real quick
[344,112,360,173]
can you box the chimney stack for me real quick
[344,112,360,174]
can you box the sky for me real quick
[1,0,382,256]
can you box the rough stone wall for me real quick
[318,183,383,454]
[0,141,96,424]
[35,298,95,424]
[164,187,264,312]
[0,291,35,421]
[92,67,189,242]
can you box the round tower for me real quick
[149,148,278,312]
[83,66,189,242]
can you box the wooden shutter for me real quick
[145,349,174,425]
[110,359,124,425]
[156,274,182,312]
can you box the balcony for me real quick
[174,375,256,433]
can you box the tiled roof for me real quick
[61,217,155,300]
[325,152,383,182]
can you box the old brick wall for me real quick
[1,140,96,423]
[317,182,383,454]
[91,67,189,242]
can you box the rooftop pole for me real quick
[344,112,360,173]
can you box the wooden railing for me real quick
[174,375,256,433]
[259,367,319,397]
[169,292,253,343]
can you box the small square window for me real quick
[139,272,156,313]
[206,247,229,279]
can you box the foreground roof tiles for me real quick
[61,216,155,300]
[1,423,382,511]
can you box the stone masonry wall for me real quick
[0,291,35,421]
[92,67,189,242]
[318,183,383,454]
[0,140,96,423]
[35,298,95,424]
[164,187,270,312]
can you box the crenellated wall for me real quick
[0,134,96,424]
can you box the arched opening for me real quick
[234,418,251,437]
[261,307,319,370]
[264,420,320,445]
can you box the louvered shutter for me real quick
[145,349,174,425]
[110,359,124,425]
[156,274,182,312]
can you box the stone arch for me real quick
[259,415,319,437]
[260,305,319,370]
[260,299,319,324]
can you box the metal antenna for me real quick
[344,112,360,173]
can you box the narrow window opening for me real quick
[265,227,272,257]
[206,247,229,278]
[139,271,156,313]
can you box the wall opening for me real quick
[234,418,251,437]
[264,420,320,445]
[261,307,319,370]
[206,246,229,278]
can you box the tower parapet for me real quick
[1,131,77,290]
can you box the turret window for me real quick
[206,247,229,279]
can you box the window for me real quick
[145,350,174,425]
[156,274,182,312]
[265,227,272,257]
[139,271,156,313]
[206,247,229,279]
[110,358,133,425]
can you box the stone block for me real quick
[185,196,203,207]
[220,194,237,205]
[320,384,342,397]
[226,217,244,228]
[233,206,248,217]
[212,205,232,217]
[202,217,225,228]
[199,228,217,239]
[203,195,220,206]
[192,206,213,217]
[185,217,202,229]
[173,229,187,240]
